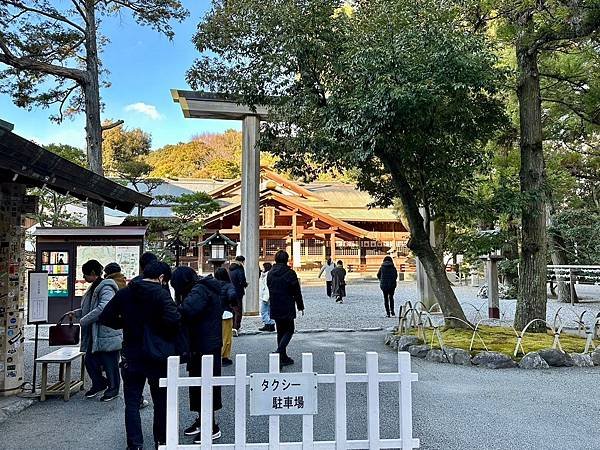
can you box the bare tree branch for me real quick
[542,97,600,125]
[101,119,125,131]
[4,0,86,34]
[56,84,79,122]
[70,0,89,25]
[0,36,89,84]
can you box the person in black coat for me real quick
[214,267,237,366]
[228,255,248,333]
[267,250,304,367]
[330,260,347,304]
[99,261,179,450]
[377,256,398,317]
[171,267,224,443]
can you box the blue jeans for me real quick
[261,301,275,325]
[85,350,120,395]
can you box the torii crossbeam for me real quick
[171,90,269,315]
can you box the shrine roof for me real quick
[0,123,151,214]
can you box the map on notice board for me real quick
[75,245,140,296]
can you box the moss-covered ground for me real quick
[403,325,597,359]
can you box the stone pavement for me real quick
[2,330,600,449]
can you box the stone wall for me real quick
[0,183,26,396]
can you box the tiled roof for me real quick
[118,171,399,223]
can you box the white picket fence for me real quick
[158,351,419,450]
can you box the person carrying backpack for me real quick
[99,261,179,450]
[171,266,224,443]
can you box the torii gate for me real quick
[171,90,268,315]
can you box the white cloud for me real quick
[124,102,163,120]
[20,127,86,149]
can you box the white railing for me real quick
[547,265,600,283]
[159,351,419,450]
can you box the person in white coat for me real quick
[258,262,276,332]
[318,258,335,298]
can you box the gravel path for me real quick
[25,282,600,340]
[240,281,600,332]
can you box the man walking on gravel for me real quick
[267,250,304,367]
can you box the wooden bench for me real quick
[36,347,85,401]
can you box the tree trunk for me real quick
[384,157,470,328]
[514,22,547,333]
[83,2,105,227]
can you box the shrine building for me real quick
[137,168,413,273]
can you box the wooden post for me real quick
[234,354,247,449]
[241,115,261,315]
[268,353,280,449]
[200,355,214,450]
[569,268,576,307]
[331,234,337,260]
[334,352,347,449]
[63,362,72,401]
[164,356,180,450]
[302,353,314,449]
[366,352,381,448]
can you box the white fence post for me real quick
[334,352,347,450]
[200,354,214,450]
[366,352,381,449]
[268,353,280,450]
[234,354,247,450]
[160,351,419,449]
[301,353,314,450]
[399,351,418,450]
[165,355,180,450]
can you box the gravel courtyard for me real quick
[238,281,600,332]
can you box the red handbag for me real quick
[48,313,81,346]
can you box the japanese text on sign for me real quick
[28,271,48,323]
[249,372,317,416]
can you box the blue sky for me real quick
[0,1,240,150]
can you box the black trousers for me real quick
[188,348,223,414]
[326,281,332,297]
[232,297,243,330]
[382,289,395,315]
[275,319,295,359]
[85,349,120,395]
[121,362,167,449]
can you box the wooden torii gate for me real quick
[171,90,268,315]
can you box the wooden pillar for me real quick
[0,183,26,396]
[241,115,260,315]
[331,233,337,260]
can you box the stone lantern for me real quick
[200,231,238,273]
[479,231,504,319]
